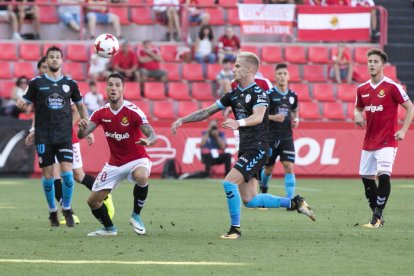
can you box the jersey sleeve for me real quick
[22,79,37,103]
[355,87,364,109]
[253,88,269,108]
[216,91,232,109]
[292,93,298,111]
[392,83,410,104]
[90,109,102,126]
[70,81,83,103]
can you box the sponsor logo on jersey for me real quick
[105,131,130,141]
[377,89,385,98]
[102,119,111,123]
[46,93,64,109]
[245,94,251,103]
[121,116,129,126]
[365,104,383,113]
[62,84,70,93]
[289,96,295,105]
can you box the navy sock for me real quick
[362,177,377,211]
[81,174,95,191]
[376,174,391,211]
[133,183,148,215]
[54,178,63,205]
[92,204,113,228]
[223,181,241,227]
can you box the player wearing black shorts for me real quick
[260,63,299,199]
[172,52,315,240]
[16,46,89,227]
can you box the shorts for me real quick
[16,6,34,20]
[266,138,295,166]
[234,147,269,182]
[140,68,166,80]
[36,143,73,168]
[86,12,110,24]
[59,11,80,26]
[92,158,152,192]
[359,147,397,176]
[189,14,202,23]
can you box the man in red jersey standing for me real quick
[78,73,157,236]
[354,48,413,228]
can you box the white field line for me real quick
[0,259,248,266]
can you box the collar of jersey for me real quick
[369,76,385,90]
[237,81,256,92]
[45,73,64,83]
[273,86,288,96]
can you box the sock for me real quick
[42,177,56,211]
[284,173,296,199]
[245,194,291,208]
[81,174,95,191]
[362,177,378,211]
[61,171,74,210]
[91,204,113,228]
[133,183,148,215]
[54,178,63,205]
[260,169,271,193]
[376,174,391,211]
[223,181,241,227]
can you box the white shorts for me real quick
[72,142,83,170]
[359,147,397,176]
[92,158,152,192]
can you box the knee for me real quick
[134,173,149,186]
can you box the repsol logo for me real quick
[105,132,130,141]
[365,105,383,113]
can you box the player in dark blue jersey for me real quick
[172,52,315,240]
[16,46,89,227]
[260,63,299,199]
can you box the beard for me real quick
[49,66,59,73]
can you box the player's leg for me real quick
[128,158,152,235]
[280,139,296,199]
[260,144,278,193]
[53,162,63,205]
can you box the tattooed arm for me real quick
[137,123,157,146]
[171,104,221,134]
[78,120,97,139]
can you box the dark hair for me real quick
[37,56,47,69]
[198,25,214,41]
[45,46,63,59]
[107,73,124,85]
[89,80,96,87]
[222,57,232,64]
[275,63,288,71]
[16,76,29,86]
[367,48,388,64]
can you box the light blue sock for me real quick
[260,168,271,190]
[285,173,296,199]
[245,194,291,208]
[223,181,241,227]
[61,171,74,209]
[42,177,56,210]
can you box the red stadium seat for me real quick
[285,46,307,64]
[353,64,370,83]
[160,45,179,62]
[312,83,335,102]
[66,44,89,62]
[0,81,15,99]
[182,64,204,81]
[96,82,107,99]
[261,46,283,64]
[300,102,321,120]
[337,83,357,102]
[191,82,215,101]
[153,101,176,120]
[289,83,311,102]
[322,102,346,120]
[131,7,154,24]
[354,47,371,64]
[168,82,191,101]
[207,63,222,81]
[159,63,181,81]
[13,62,35,78]
[131,100,151,117]
[124,82,141,100]
[304,65,326,82]
[0,62,13,79]
[108,7,130,25]
[19,43,41,61]
[201,101,223,119]
[227,8,240,25]
[39,6,59,23]
[239,45,260,58]
[346,102,356,119]
[221,0,238,7]
[260,65,275,83]
[76,81,89,94]
[243,0,263,2]
[308,47,330,64]
[42,43,64,56]
[63,62,85,80]
[204,8,225,25]
[384,65,398,80]
[177,101,199,117]
[331,47,352,61]
[0,43,18,60]
[143,82,166,100]
[288,64,301,83]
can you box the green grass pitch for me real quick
[1,178,413,275]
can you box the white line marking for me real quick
[0,259,247,266]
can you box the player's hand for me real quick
[171,119,183,134]
[16,98,27,111]
[291,118,299,128]
[136,138,152,146]
[394,129,406,141]
[25,131,34,146]
[86,133,95,145]
[273,114,285,123]
[78,118,89,130]
[354,112,365,128]
[222,118,239,130]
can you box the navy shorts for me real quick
[234,146,269,182]
[36,143,73,168]
[266,138,295,166]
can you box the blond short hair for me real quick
[237,51,260,71]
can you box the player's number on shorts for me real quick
[100,171,107,182]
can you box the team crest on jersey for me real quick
[62,84,70,93]
[289,96,295,104]
[121,116,129,126]
[377,90,386,98]
[245,94,251,103]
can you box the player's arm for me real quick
[395,100,414,140]
[74,101,89,121]
[222,105,267,130]
[171,104,221,134]
[137,123,158,146]
[354,107,364,128]
[78,121,97,139]
[291,108,299,128]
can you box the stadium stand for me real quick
[153,100,176,120]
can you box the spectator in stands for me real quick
[349,0,379,40]
[217,25,240,65]
[0,1,22,39]
[112,40,139,81]
[153,0,181,42]
[2,76,31,118]
[216,58,234,97]
[138,40,167,83]
[264,0,295,3]
[183,0,210,26]
[83,80,104,115]
[330,42,353,84]
[14,0,41,39]
[88,52,111,82]
[84,0,122,40]
[200,119,232,177]
[58,0,84,35]
[194,25,216,76]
